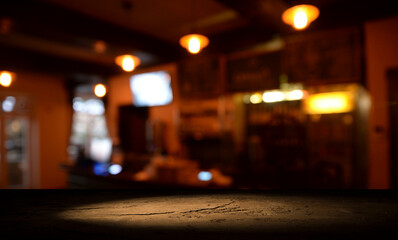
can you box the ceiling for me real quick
[1,0,397,77]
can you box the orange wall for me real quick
[0,71,70,188]
[365,15,398,188]
[107,63,181,155]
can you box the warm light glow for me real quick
[188,37,201,54]
[123,57,135,71]
[294,10,308,29]
[248,89,306,104]
[263,91,285,103]
[0,71,14,87]
[115,54,141,72]
[305,92,353,114]
[282,4,319,30]
[250,93,263,104]
[285,90,304,101]
[94,83,107,97]
[179,34,209,54]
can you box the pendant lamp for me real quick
[179,34,209,54]
[94,83,107,98]
[0,71,15,87]
[179,0,209,54]
[282,4,319,30]
[115,54,141,72]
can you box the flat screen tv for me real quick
[130,71,173,107]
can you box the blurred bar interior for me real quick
[1,0,398,189]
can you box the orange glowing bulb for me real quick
[94,83,107,97]
[179,34,209,54]
[282,4,319,30]
[188,37,201,54]
[115,54,141,72]
[122,56,135,71]
[294,10,308,29]
[0,71,13,87]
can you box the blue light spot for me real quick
[108,164,122,175]
[198,171,212,181]
[93,162,108,176]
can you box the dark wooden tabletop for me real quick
[1,190,398,239]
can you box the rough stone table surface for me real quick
[1,190,398,239]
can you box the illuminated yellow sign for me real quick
[305,91,354,114]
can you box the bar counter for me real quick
[1,190,398,239]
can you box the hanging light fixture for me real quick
[179,0,209,54]
[179,34,209,54]
[94,83,107,98]
[115,54,141,72]
[282,4,319,30]
[0,71,15,87]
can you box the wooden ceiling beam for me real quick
[0,44,120,77]
[0,0,182,69]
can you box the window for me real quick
[69,96,112,163]
[0,95,32,189]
